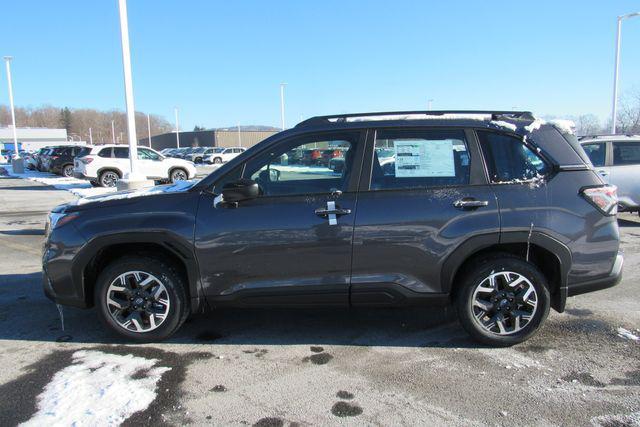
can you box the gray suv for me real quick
[43,111,622,346]
[580,135,640,214]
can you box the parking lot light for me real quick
[280,83,287,130]
[174,107,180,148]
[611,12,640,134]
[3,56,24,172]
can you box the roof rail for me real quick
[577,134,640,140]
[295,110,535,128]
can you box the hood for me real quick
[65,180,198,211]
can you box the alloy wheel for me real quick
[171,169,187,181]
[101,171,119,187]
[470,271,538,335]
[106,271,170,333]
[63,165,74,177]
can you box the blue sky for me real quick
[1,0,639,130]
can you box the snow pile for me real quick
[76,180,196,205]
[489,120,518,132]
[591,412,640,427]
[22,350,170,426]
[334,113,492,122]
[524,119,546,133]
[616,327,639,341]
[1,166,116,198]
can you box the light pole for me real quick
[174,107,180,147]
[237,123,242,147]
[89,127,93,145]
[147,113,152,147]
[611,12,640,134]
[427,99,434,110]
[3,56,23,172]
[116,0,146,187]
[280,83,287,130]
[111,120,116,144]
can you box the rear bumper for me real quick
[567,252,624,297]
[73,171,92,180]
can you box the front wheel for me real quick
[95,256,189,342]
[455,255,550,347]
[170,168,188,183]
[213,157,222,164]
[99,170,120,187]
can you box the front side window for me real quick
[582,143,606,167]
[244,133,359,197]
[138,148,161,160]
[613,141,640,166]
[478,131,548,183]
[371,129,470,190]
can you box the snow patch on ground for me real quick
[1,165,115,198]
[591,411,640,426]
[617,327,639,341]
[21,350,170,427]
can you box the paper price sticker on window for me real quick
[394,139,455,177]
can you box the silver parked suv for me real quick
[580,135,640,214]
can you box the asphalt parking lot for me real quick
[0,175,638,426]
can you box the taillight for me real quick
[581,185,618,216]
[81,156,94,164]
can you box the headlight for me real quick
[48,212,79,230]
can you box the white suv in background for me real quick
[203,147,246,164]
[74,145,197,187]
[580,134,640,214]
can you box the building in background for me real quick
[139,129,278,151]
[0,127,83,152]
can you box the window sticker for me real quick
[394,139,455,177]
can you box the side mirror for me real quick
[221,178,260,203]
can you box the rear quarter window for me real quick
[477,131,548,183]
[613,141,640,166]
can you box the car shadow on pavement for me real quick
[0,271,480,349]
[617,217,640,228]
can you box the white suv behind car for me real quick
[74,145,197,187]
[203,147,246,164]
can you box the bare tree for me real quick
[616,89,640,135]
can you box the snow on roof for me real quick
[489,120,518,132]
[548,119,576,135]
[329,113,493,123]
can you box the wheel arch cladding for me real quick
[78,237,201,312]
[443,232,570,312]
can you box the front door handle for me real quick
[597,170,609,176]
[453,199,489,210]
[315,201,351,225]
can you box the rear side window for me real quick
[582,143,606,167]
[98,148,112,158]
[613,141,640,166]
[113,147,129,158]
[478,131,548,183]
[371,129,470,190]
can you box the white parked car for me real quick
[203,147,246,164]
[73,145,197,187]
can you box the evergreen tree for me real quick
[59,107,72,133]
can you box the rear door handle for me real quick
[453,199,489,210]
[597,170,609,176]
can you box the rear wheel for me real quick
[213,157,222,164]
[95,256,189,342]
[99,170,120,187]
[455,254,550,347]
[62,164,74,177]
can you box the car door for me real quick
[609,140,640,209]
[137,148,165,179]
[582,141,611,183]
[350,128,500,305]
[112,147,132,177]
[194,130,365,306]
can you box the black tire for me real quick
[99,170,120,187]
[213,157,222,164]
[194,157,202,164]
[90,180,100,187]
[62,164,74,177]
[95,255,189,342]
[170,168,188,183]
[455,254,550,347]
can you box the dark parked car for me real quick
[301,148,322,165]
[49,145,93,177]
[43,111,622,345]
